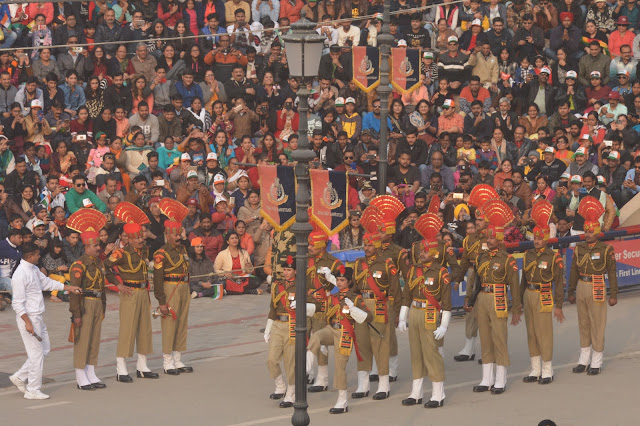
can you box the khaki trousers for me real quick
[161,283,190,353]
[116,288,153,358]
[308,325,351,390]
[354,299,392,375]
[577,280,607,352]
[389,299,398,357]
[465,268,479,339]
[73,298,103,369]
[523,289,553,361]
[476,291,510,366]
[310,312,328,366]
[267,320,295,383]
[408,307,445,382]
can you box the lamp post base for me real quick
[292,401,310,426]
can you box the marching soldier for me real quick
[307,266,372,414]
[399,213,451,408]
[520,199,565,384]
[264,256,318,408]
[306,230,341,392]
[69,226,118,390]
[472,200,521,394]
[153,220,193,375]
[104,222,158,382]
[454,195,493,362]
[352,231,401,400]
[568,196,618,375]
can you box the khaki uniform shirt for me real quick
[568,241,618,299]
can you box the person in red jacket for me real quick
[188,214,224,263]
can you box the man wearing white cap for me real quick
[601,150,626,206]
[527,146,567,188]
[437,35,470,94]
[459,18,488,56]
[567,146,599,177]
[205,152,226,187]
[524,66,555,115]
[176,170,214,213]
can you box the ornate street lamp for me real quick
[281,14,324,426]
[377,0,393,195]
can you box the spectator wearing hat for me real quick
[125,174,150,209]
[527,146,567,187]
[459,18,488,56]
[547,12,583,62]
[567,146,600,177]
[177,170,215,213]
[609,45,637,87]
[609,16,635,58]
[524,66,556,116]
[211,196,237,233]
[578,41,611,87]
[612,70,633,96]
[600,91,628,125]
[188,237,217,299]
[437,36,471,95]
[585,71,611,108]
[437,99,463,135]
[601,150,627,205]
[183,198,201,236]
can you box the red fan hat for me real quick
[308,230,328,248]
[427,194,441,214]
[482,199,515,241]
[531,198,553,241]
[414,213,443,255]
[369,195,405,234]
[81,231,100,246]
[159,198,189,223]
[123,222,144,239]
[164,220,183,235]
[578,196,605,234]
[360,205,385,235]
[363,232,382,248]
[114,201,151,225]
[67,208,108,234]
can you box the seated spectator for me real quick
[189,237,218,299]
[214,230,262,295]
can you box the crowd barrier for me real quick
[330,226,640,309]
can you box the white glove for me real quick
[317,266,331,275]
[349,305,368,323]
[290,300,296,310]
[306,303,316,316]
[320,345,328,356]
[323,271,337,286]
[433,311,451,340]
[344,297,355,309]
[397,305,409,333]
[266,275,272,285]
[264,319,274,343]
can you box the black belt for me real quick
[83,290,103,298]
[124,281,148,289]
[361,290,385,299]
[527,283,541,291]
[481,285,494,293]
[277,314,290,322]
[580,275,593,282]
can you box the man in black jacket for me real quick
[395,128,429,172]
[224,65,258,109]
[526,146,567,186]
[103,72,133,113]
[464,100,494,143]
[318,45,352,90]
[525,66,557,116]
[4,158,37,197]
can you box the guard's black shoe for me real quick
[91,382,107,389]
[491,387,505,395]
[308,385,327,392]
[587,367,601,375]
[178,366,193,373]
[401,397,422,406]
[389,376,398,382]
[279,401,293,408]
[137,370,160,379]
[163,369,180,376]
[453,354,475,362]
[77,384,95,391]
[329,407,348,414]
[538,376,553,384]
[116,374,133,383]
[372,391,389,400]
[473,385,490,392]
[478,358,482,364]
[351,391,369,399]
[269,393,284,399]
[523,375,539,383]
[369,374,379,382]
[424,399,444,408]
[572,364,587,373]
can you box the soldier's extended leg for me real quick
[456,269,478,362]
[586,283,607,374]
[575,280,593,371]
[370,319,392,400]
[329,328,351,414]
[523,289,542,382]
[473,292,496,392]
[135,290,156,378]
[307,325,334,392]
[353,321,372,398]
[267,321,288,400]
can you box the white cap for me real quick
[215,196,228,205]
[540,66,551,75]
[31,99,42,109]
[397,39,407,47]
[207,152,218,161]
[544,146,555,154]
[335,97,345,106]
[471,18,482,27]
[447,35,458,43]
[566,70,577,79]
[187,170,198,179]
[213,173,226,184]
[181,153,191,161]
[345,97,356,104]
[33,220,46,228]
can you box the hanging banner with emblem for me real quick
[352,46,381,93]
[259,164,297,231]
[390,47,421,94]
[309,169,349,236]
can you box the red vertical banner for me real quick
[390,47,422,94]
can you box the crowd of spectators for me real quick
[0,0,639,310]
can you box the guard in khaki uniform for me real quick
[471,200,521,394]
[568,196,618,375]
[307,266,372,414]
[455,185,497,362]
[69,215,118,390]
[352,232,401,400]
[306,230,341,392]
[520,199,566,384]
[153,220,193,375]
[104,222,158,382]
[399,213,451,408]
[264,256,318,408]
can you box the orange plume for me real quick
[531,198,553,228]
[469,184,498,208]
[361,205,385,234]
[414,213,443,240]
[67,208,108,234]
[427,194,440,214]
[369,195,405,220]
[577,196,605,223]
[482,199,515,228]
[114,202,151,225]
[158,198,189,223]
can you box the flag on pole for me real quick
[259,164,297,231]
[309,169,349,236]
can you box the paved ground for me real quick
[0,289,639,426]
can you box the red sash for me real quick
[308,257,327,303]
[414,267,442,311]
[359,261,388,322]
[279,282,297,339]
[332,294,363,362]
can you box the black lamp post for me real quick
[377,0,393,195]
[282,14,324,426]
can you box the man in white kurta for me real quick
[10,243,81,400]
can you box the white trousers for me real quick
[14,314,50,393]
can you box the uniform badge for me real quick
[482,243,488,251]
[539,261,548,269]
[154,253,164,269]
[425,277,434,286]
[373,271,382,278]
[493,263,500,270]
[591,253,600,260]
